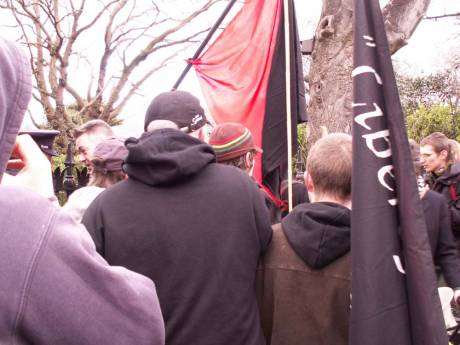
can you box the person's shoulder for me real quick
[66,186,104,204]
[0,185,55,213]
[206,163,256,187]
[263,223,303,267]
[424,190,448,207]
[450,163,460,175]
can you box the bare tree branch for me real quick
[101,0,221,119]
[1,0,224,131]
[382,0,431,54]
[424,12,460,20]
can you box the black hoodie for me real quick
[282,202,351,268]
[83,128,272,345]
[426,163,460,237]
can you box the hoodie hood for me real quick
[439,163,460,181]
[123,128,216,186]
[0,38,32,179]
[282,202,351,269]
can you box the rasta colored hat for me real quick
[19,129,60,156]
[209,122,262,162]
[144,91,209,132]
[92,137,128,173]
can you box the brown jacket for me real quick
[257,223,351,345]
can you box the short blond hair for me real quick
[306,133,352,200]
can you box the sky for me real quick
[4,0,458,136]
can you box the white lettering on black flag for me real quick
[350,0,447,344]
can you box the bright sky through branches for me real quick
[1,0,457,136]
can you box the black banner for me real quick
[350,0,447,344]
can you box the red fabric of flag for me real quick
[193,0,306,196]
[193,0,281,184]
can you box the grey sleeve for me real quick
[19,209,165,345]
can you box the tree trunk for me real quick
[307,0,431,146]
[307,0,354,145]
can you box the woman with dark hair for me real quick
[63,137,127,222]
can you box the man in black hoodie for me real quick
[82,91,272,345]
[257,133,352,345]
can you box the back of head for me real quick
[0,37,32,179]
[307,133,352,201]
[449,139,460,163]
[144,91,208,133]
[420,132,452,162]
[74,119,114,139]
[408,138,421,175]
[208,122,261,164]
[90,137,128,188]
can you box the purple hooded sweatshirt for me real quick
[0,38,165,344]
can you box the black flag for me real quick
[351,0,448,344]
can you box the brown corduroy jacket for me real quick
[257,223,351,345]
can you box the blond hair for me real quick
[306,133,352,201]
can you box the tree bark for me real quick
[307,0,431,146]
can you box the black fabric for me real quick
[262,0,307,197]
[143,91,206,131]
[82,129,272,345]
[280,179,310,218]
[422,190,460,288]
[258,188,281,225]
[282,202,350,269]
[123,128,215,186]
[351,0,446,343]
[426,163,460,237]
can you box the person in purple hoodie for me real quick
[0,38,165,344]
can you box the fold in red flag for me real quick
[192,0,307,196]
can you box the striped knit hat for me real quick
[209,122,262,162]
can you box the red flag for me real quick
[192,0,306,196]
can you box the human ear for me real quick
[305,172,315,193]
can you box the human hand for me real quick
[419,184,429,199]
[1,134,54,198]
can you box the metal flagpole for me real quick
[171,0,239,91]
[283,0,293,211]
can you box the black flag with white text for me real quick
[350,0,447,344]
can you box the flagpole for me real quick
[171,0,238,91]
[283,0,293,212]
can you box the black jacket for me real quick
[422,190,460,288]
[426,163,460,236]
[83,129,272,345]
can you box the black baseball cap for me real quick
[144,91,209,132]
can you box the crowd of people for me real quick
[1,36,460,345]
